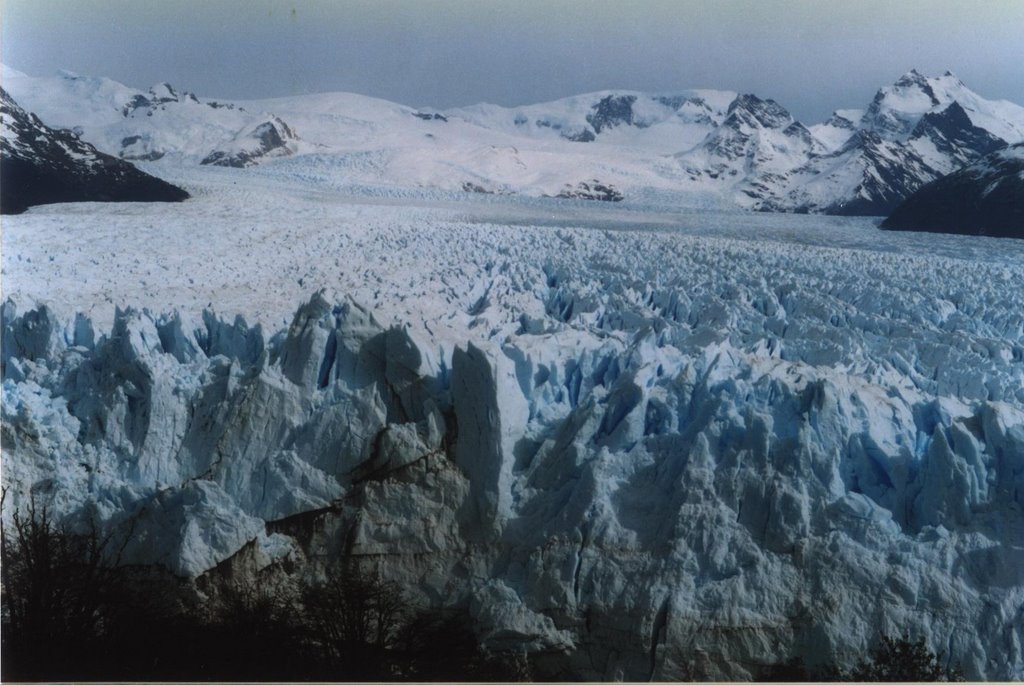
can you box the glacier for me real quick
[3,180,1023,679]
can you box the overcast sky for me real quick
[3,0,1023,123]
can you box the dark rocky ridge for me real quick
[911,102,1006,167]
[881,143,1024,238]
[725,94,793,130]
[413,111,448,122]
[121,83,200,118]
[817,131,941,216]
[0,88,189,214]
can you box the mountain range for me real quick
[3,65,1023,217]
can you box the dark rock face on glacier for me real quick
[882,143,1024,238]
[120,82,200,118]
[553,180,624,202]
[561,128,596,142]
[586,94,642,133]
[0,88,189,214]
[201,116,298,168]
[413,111,448,122]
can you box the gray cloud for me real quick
[3,0,1023,123]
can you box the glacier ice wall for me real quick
[2,279,1023,679]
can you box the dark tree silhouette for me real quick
[759,656,812,681]
[394,608,532,681]
[0,493,131,680]
[851,635,965,682]
[300,562,409,678]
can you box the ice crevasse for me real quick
[1,291,1023,680]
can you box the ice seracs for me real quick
[5,287,1023,679]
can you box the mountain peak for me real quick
[891,69,937,96]
[936,70,967,89]
[150,82,179,100]
[725,93,793,129]
[893,68,928,87]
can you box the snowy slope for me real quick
[3,166,1024,679]
[236,89,731,199]
[809,108,864,153]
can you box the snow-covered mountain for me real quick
[200,115,298,167]
[862,70,1024,146]
[0,87,188,213]
[448,70,1024,215]
[1,65,302,166]
[676,94,825,208]
[3,64,1024,215]
[882,142,1024,237]
[774,71,1023,215]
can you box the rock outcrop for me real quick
[201,116,298,168]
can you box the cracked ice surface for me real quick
[2,168,1024,680]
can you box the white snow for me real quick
[810,109,864,153]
